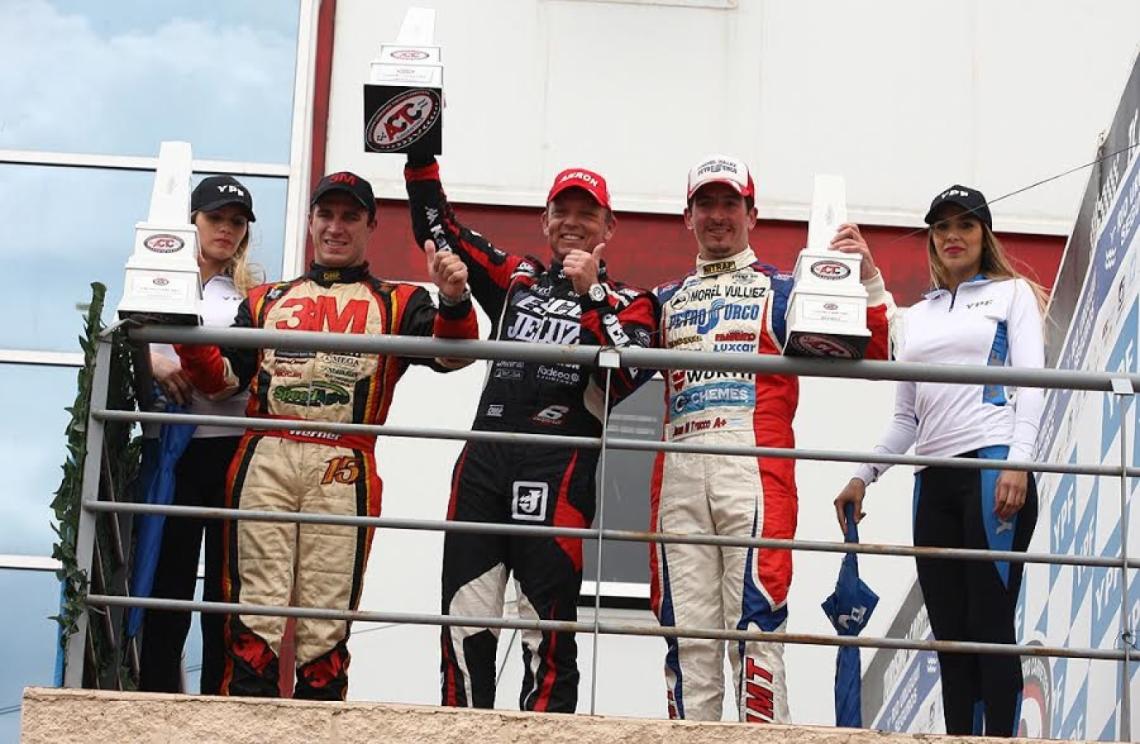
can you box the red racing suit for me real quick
[174,262,477,700]
[651,248,893,722]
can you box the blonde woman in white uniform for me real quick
[139,175,260,694]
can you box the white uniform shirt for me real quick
[147,274,249,438]
[855,276,1044,483]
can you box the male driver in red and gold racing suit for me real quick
[651,155,895,722]
[405,156,658,713]
[174,171,478,700]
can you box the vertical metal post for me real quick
[63,337,113,687]
[1117,380,1135,738]
[589,355,618,715]
[1113,378,1134,740]
[283,0,319,278]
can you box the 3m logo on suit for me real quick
[275,297,371,333]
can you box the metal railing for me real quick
[66,323,1138,738]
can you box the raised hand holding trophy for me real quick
[784,175,870,358]
[117,141,202,325]
[363,8,443,158]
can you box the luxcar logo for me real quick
[366,89,441,152]
[810,260,850,280]
[144,234,184,253]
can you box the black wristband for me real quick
[438,292,472,319]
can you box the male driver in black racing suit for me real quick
[405,156,659,712]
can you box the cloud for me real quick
[0,431,68,556]
[0,2,296,350]
[0,0,297,162]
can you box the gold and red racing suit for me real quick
[175,262,477,699]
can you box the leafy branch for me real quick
[51,282,142,689]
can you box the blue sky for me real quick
[0,0,299,160]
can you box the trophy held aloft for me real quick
[116,141,202,326]
[784,175,870,359]
[363,8,443,159]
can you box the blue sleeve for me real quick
[770,273,794,348]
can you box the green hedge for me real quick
[52,282,142,689]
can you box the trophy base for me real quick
[118,267,202,329]
[118,309,202,327]
[784,329,870,359]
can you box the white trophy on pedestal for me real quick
[117,141,202,325]
[784,175,870,358]
[363,7,444,156]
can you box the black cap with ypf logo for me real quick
[191,175,256,221]
[923,184,992,229]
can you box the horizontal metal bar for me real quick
[623,437,1140,478]
[0,554,61,572]
[128,326,601,366]
[0,148,291,177]
[97,409,600,450]
[621,347,1140,393]
[95,409,1140,479]
[86,501,1140,570]
[85,595,1126,661]
[125,324,1140,392]
[0,349,85,368]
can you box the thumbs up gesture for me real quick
[563,242,605,295]
[425,239,469,302]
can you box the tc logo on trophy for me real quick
[116,141,202,325]
[784,175,870,358]
[363,8,443,157]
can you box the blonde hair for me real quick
[926,224,1049,316]
[192,210,264,296]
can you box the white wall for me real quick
[327,0,1140,233]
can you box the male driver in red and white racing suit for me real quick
[651,155,895,722]
[174,172,478,700]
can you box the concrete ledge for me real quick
[21,687,1058,744]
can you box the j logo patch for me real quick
[512,481,549,522]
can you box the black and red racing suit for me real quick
[405,159,659,713]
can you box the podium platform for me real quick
[20,687,1064,744]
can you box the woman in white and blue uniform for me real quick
[834,185,1045,737]
[138,175,260,694]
